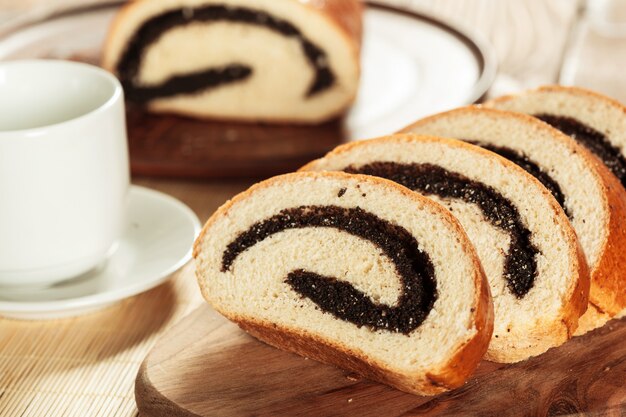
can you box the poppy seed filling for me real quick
[466,141,571,218]
[117,5,335,103]
[221,205,437,334]
[536,114,626,189]
[345,162,539,298]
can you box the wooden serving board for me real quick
[125,107,346,178]
[135,304,626,416]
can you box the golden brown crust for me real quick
[576,145,626,317]
[403,106,626,319]
[429,259,493,386]
[489,85,626,119]
[401,105,558,136]
[233,305,490,397]
[301,134,591,363]
[485,91,626,328]
[194,170,493,395]
[561,238,592,334]
[573,154,626,333]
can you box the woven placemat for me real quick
[0,264,204,417]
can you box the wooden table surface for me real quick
[1,0,624,416]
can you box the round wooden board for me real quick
[135,304,626,416]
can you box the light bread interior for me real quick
[488,87,626,326]
[403,107,606,293]
[194,172,484,376]
[488,86,626,161]
[302,135,587,362]
[103,0,360,123]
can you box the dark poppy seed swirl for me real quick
[536,114,626,189]
[466,141,571,219]
[345,162,539,298]
[116,5,335,102]
[221,205,437,334]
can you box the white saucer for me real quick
[0,185,201,320]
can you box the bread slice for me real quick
[402,106,626,334]
[302,135,590,363]
[487,86,626,187]
[488,86,626,325]
[193,171,493,395]
[103,0,362,124]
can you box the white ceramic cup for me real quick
[0,60,130,287]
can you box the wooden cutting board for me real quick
[125,106,347,179]
[135,304,626,416]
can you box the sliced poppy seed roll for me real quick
[193,171,493,395]
[486,85,626,327]
[302,135,590,363]
[402,106,626,335]
[103,0,362,123]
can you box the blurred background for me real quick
[1,0,625,102]
[1,1,625,416]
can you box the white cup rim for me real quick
[0,59,123,138]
